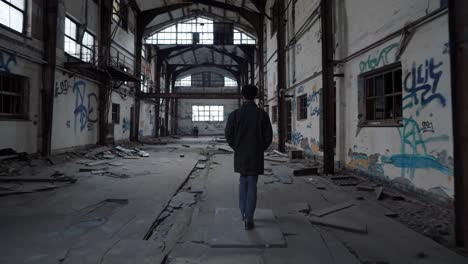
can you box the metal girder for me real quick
[144,10,257,38]
[139,3,192,29]
[172,64,239,79]
[139,92,242,99]
[166,45,245,66]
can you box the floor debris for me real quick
[309,216,368,234]
[0,177,77,183]
[196,163,206,169]
[293,167,319,176]
[138,150,150,157]
[375,186,384,200]
[310,202,355,217]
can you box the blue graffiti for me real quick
[0,51,17,73]
[73,81,98,132]
[383,117,451,178]
[291,131,303,146]
[306,91,320,106]
[403,58,446,113]
[297,85,304,94]
[382,154,450,175]
[443,42,449,54]
[311,107,320,117]
[122,117,131,133]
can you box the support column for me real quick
[164,71,170,136]
[250,50,255,85]
[321,0,335,174]
[134,13,143,141]
[276,0,287,153]
[449,0,468,249]
[258,22,265,108]
[154,56,162,138]
[42,0,59,156]
[98,0,113,144]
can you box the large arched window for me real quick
[146,17,255,45]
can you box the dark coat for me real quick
[225,101,273,176]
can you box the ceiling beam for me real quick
[139,3,192,30]
[139,92,242,100]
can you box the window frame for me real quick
[0,0,25,34]
[360,62,403,127]
[0,72,28,120]
[112,0,128,30]
[224,76,237,87]
[111,103,120,124]
[297,94,307,120]
[192,105,224,122]
[64,16,96,63]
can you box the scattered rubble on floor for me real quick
[195,163,206,169]
[217,146,233,153]
[293,167,319,176]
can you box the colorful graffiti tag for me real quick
[403,58,446,113]
[307,89,321,117]
[73,80,98,132]
[348,150,385,177]
[0,51,17,73]
[382,117,452,179]
[359,43,399,73]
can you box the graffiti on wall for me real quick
[291,131,320,158]
[122,117,131,134]
[348,150,385,177]
[307,86,321,117]
[55,80,72,97]
[403,58,446,113]
[73,80,98,132]
[382,117,452,179]
[0,51,17,73]
[359,43,399,73]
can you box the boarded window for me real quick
[112,103,120,124]
[0,73,28,119]
[362,64,402,125]
[297,94,307,120]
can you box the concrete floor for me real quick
[0,137,466,263]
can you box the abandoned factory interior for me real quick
[0,0,467,263]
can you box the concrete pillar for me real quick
[41,0,59,156]
[154,56,162,138]
[164,71,170,136]
[276,0,287,152]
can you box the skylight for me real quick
[145,17,255,45]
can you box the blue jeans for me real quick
[239,175,258,222]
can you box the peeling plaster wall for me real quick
[177,99,238,136]
[0,53,42,153]
[264,0,453,198]
[139,100,156,137]
[109,91,134,141]
[51,71,100,150]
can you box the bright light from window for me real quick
[233,29,255,44]
[224,77,237,87]
[0,0,25,33]
[175,76,191,86]
[192,105,224,122]
[146,17,255,45]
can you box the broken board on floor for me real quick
[209,208,286,248]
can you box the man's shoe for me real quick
[244,221,254,230]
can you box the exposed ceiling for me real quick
[137,0,265,80]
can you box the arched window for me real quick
[224,77,237,87]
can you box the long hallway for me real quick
[0,139,466,263]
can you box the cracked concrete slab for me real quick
[209,207,286,248]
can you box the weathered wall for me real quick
[0,52,42,153]
[263,0,453,198]
[139,100,156,137]
[110,91,134,141]
[51,71,99,150]
[177,99,238,136]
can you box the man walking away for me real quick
[225,85,273,230]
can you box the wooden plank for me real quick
[310,202,355,217]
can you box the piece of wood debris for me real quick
[339,182,358,186]
[273,150,288,157]
[330,176,355,181]
[196,163,206,169]
[309,216,368,234]
[293,167,319,176]
[356,185,375,191]
[182,144,191,148]
[218,146,233,153]
[310,201,355,217]
[375,186,384,200]
[123,156,139,159]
